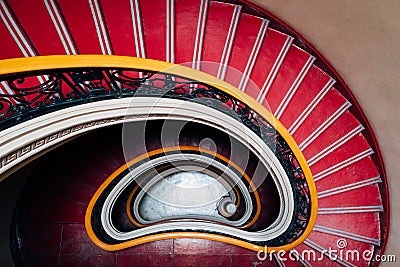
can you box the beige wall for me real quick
[252,0,400,261]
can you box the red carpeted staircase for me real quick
[1,0,388,266]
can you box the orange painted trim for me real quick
[233,184,241,209]
[126,184,145,228]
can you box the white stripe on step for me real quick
[217,5,241,80]
[130,0,146,58]
[94,0,111,54]
[166,0,174,63]
[318,205,384,214]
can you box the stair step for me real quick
[58,0,110,54]
[316,156,380,190]
[262,45,312,113]
[307,231,374,266]
[315,213,380,241]
[314,154,375,187]
[310,136,372,176]
[200,1,241,77]
[7,0,64,55]
[279,66,334,128]
[318,183,382,209]
[100,0,139,57]
[176,0,205,65]
[223,13,268,88]
[292,89,349,144]
[140,0,170,61]
[0,0,35,59]
[244,29,291,101]
[302,112,362,160]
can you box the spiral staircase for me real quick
[0,0,389,266]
